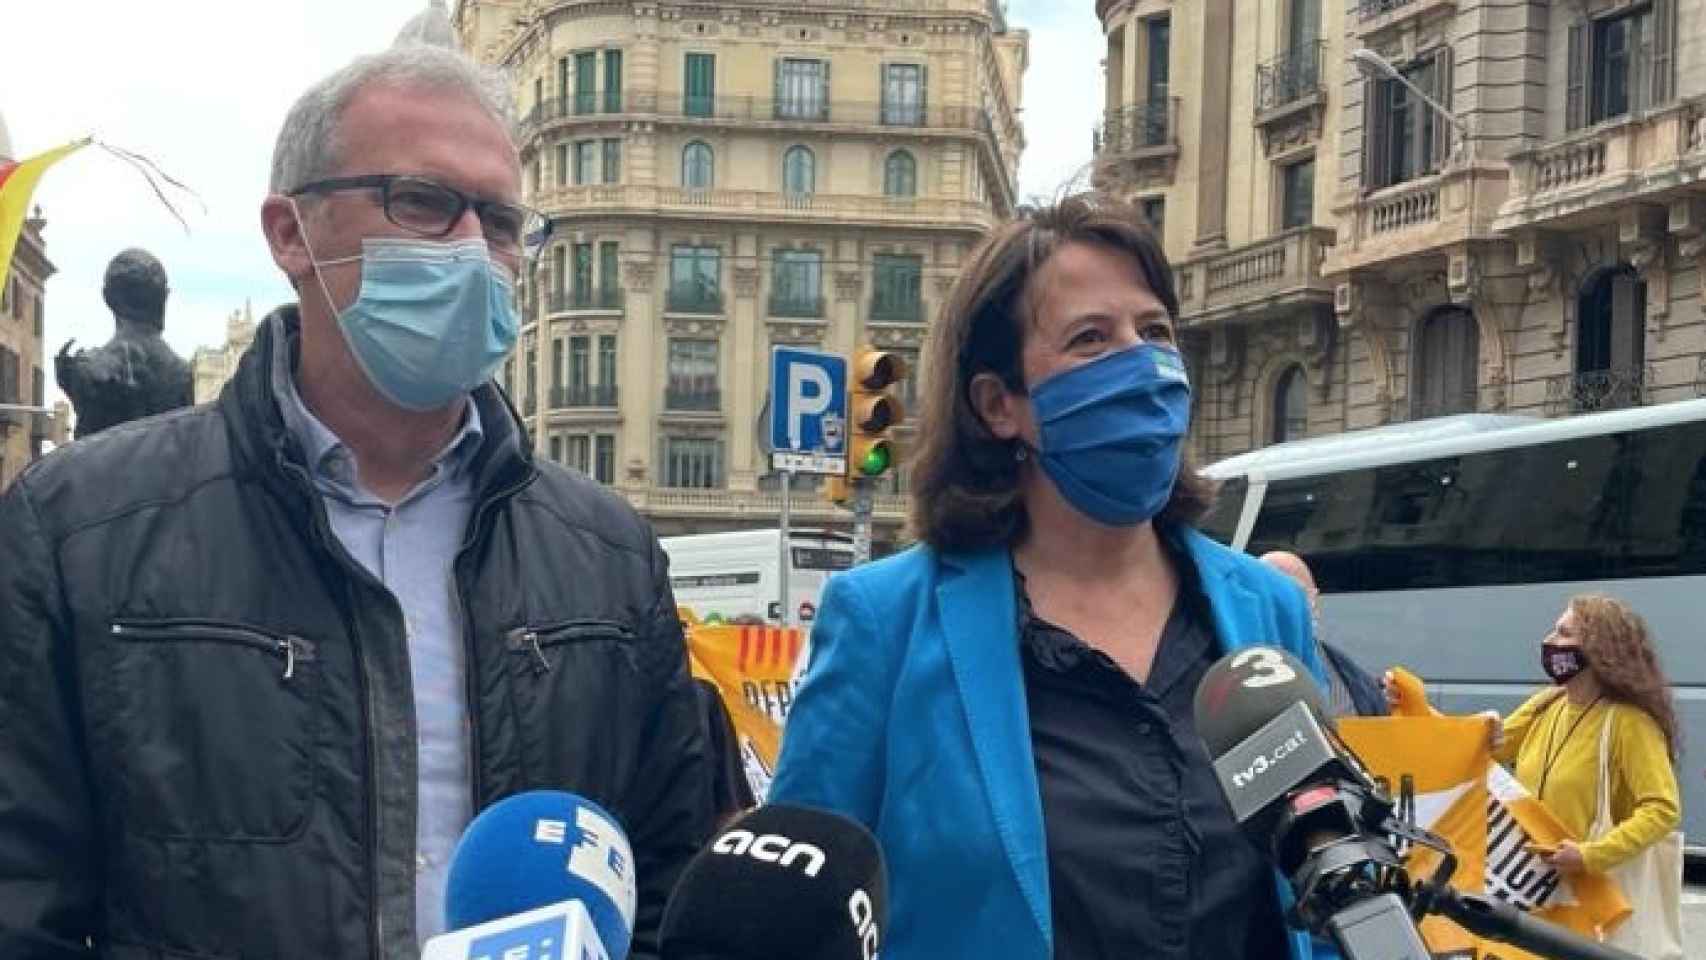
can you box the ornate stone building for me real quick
[0,110,60,491]
[1099,0,1706,462]
[456,0,1026,537]
[189,301,258,404]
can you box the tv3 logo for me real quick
[1231,647,1297,689]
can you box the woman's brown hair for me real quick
[1570,594,1681,761]
[908,196,1214,552]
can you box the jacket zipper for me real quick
[504,621,635,676]
[454,467,536,815]
[109,620,316,680]
[278,453,386,959]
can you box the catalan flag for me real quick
[0,138,89,291]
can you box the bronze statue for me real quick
[55,249,194,439]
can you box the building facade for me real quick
[1098,0,1706,462]
[190,302,258,404]
[456,0,1026,538]
[0,112,59,492]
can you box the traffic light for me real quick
[848,348,906,480]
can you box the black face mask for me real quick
[1541,642,1588,685]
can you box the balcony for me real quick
[666,284,725,315]
[663,94,971,131]
[664,386,721,413]
[1256,42,1324,116]
[528,184,995,232]
[1493,101,1706,235]
[768,294,826,319]
[630,486,908,523]
[550,383,620,409]
[1355,0,1456,35]
[1092,100,1181,189]
[1175,227,1337,326]
[870,297,924,324]
[548,287,624,313]
[1543,366,1656,416]
[1323,161,1508,278]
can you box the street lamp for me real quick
[1351,47,1470,152]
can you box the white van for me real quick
[659,528,855,626]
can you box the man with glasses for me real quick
[0,43,712,960]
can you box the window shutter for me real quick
[920,64,929,122]
[1431,46,1454,170]
[1566,22,1586,132]
[821,59,831,120]
[1651,0,1675,107]
[1362,80,1386,191]
[774,59,783,113]
[879,63,889,123]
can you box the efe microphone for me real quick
[660,804,887,960]
[422,789,639,960]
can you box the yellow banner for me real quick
[0,139,87,292]
[1342,702,1629,958]
[686,622,805,799]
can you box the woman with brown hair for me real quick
[768,198,1332,960]
[1492,594,1682,954]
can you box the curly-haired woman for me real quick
[1494,594,1681,944]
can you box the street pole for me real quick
[778,468,792,626]
[851,478,873,565]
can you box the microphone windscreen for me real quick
[444,790,638,959]
[660,804,886,960]
[1193,646,1328,757]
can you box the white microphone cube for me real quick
[421,900,610,960]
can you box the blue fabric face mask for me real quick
[1028,342,1192,527]
[298,211,518,411]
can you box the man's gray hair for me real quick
[269,43,516,194]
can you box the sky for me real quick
[2,1,1102,408]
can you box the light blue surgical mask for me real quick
[1028,342,1192,526]
[296,206,518,411]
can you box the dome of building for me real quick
[395,0,455,49]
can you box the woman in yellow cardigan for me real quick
[1493,594,1681,881]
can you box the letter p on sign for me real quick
[788,362,833,449]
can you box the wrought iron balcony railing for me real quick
[548,287,624,312]
[550,384,620,409]
[666,284,725,314]
[1544,366,1655,416]
[1256,42,1325,114]
[768,294,826,318]
[1358,0,1421,19]
[870,296,923,323]
[524,92,982,132]
[664,386,722,412]
[1093,100,1180,155]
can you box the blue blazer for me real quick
[769,528,1334,960]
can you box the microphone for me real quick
[659,804,886,960]
[1194,646,1640,960]
[423,790,639,960]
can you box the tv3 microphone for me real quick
[660,804,886,960]
[423,790,639,960]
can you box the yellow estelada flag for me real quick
[686,621,806,800]
[0,138,89,291]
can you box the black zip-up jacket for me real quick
[0,308,712,959]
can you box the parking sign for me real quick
[769,346,847,475]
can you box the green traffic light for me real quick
[858,444,892,477]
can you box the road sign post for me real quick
[769,346,850,619]
[851,479,874,565]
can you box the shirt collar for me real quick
[268,318,486,489]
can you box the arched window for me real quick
[682,141,714,190]
[1272,365,1308,443]
[782,145,815,195]
[884,150,917,197]
[1571,264,1647,411]
[1414,306,1478,419]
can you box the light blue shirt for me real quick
[271,338,482,944]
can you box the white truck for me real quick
[658,527,855,627]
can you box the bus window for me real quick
[1199,476,1248,546]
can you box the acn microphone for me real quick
[1193,646,1640,960]
[660,804,887,960]
[422,789,639,960]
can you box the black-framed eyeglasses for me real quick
[288,174,552,258]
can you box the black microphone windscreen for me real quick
[1193,646,1329,757]
[660,804,886,960]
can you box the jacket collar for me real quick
[219,305,536,508]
